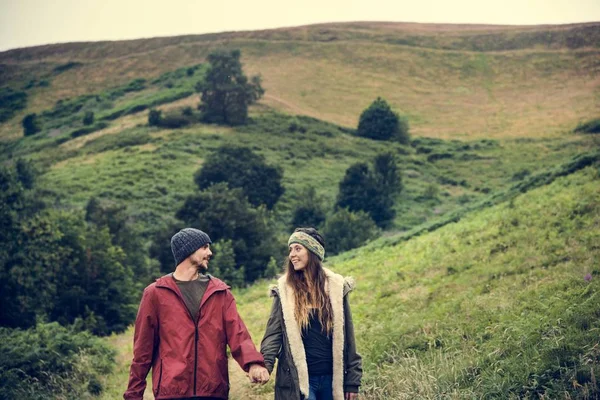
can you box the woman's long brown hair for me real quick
[286,250,333,335]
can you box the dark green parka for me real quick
[260,268,362,400]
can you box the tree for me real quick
[209,240,245,287]
[194,145,284,209]
[322,209,379,255]
[195,49,264,125]
[175,183,281,283]
[291,186,326,229]
[22,113,41,136]
[336,154,402,228]
[85,197,156,285]
[357,97,409,144]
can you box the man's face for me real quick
[289,243,309,271]
[190,244,212,272]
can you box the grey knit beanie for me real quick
[171,228,212,266]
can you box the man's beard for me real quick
[197,264,208,273]
[191,257,209,273]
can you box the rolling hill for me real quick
[1,21,599,399]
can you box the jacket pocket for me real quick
[154,359,163,396]
[275,363,292,388]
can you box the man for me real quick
[124,228,269,400]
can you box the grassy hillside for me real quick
[100,165,600,399]
[1,21,599,399]
[1,22,599,140]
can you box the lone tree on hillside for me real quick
[357,97,409,144]
[196,49,264,126]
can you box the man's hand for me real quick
[248,364,270,384]
[345,392,358,400]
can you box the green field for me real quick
[1,21,599,399]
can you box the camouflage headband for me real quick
[288,231,325,261]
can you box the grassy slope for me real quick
[100,165,600,399]
[1,22,599,141]
[33,111,596,236]
[1,21,599,399]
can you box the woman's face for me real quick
[289,243,309,271]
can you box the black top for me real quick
[302,311,333,375]
[173,273,210,323]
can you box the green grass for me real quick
[35,110,596,239]
[98,164,600,400]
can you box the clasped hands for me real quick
[248,363,270,384]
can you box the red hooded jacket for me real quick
[124,274,265,399]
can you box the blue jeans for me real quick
[307,374,333,400]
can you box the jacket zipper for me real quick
[194,308,201,395]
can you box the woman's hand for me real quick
[345,392,358,399]
[248,364,270,384]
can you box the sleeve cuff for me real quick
[344,385,359,393]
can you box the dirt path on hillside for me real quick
[263,94,310,117]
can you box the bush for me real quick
[148,109,162,126]
[322,209,379,255]
[357,97,409,143]
[22,113,41,136]
[574,117,600,134]
[82,111,94,125]
[0,87,27,122]
[158,112,193,128]
[0,323,115,399]
[70,121,109,138]
[53,61,83,74]
[175,183,282,283]
[194,145,284,209]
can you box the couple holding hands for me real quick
[124,227,362,400]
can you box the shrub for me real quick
[148,109,162,126]
[70,121,109,138]
[0,87,27,122]
[82,111,94,125]
[22,113,41,136]
[574,117,600,134]
[53,61,83,74]
[0,323,115,399]
[357,97,409,143]
[194,145,284,209]
[322,209,379,255]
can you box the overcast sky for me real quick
[1,0,599,52]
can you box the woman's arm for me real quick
[260,294,283,374]
[343,295,362,394]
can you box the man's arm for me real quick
[223,290,266,372]
[123,287,159,400]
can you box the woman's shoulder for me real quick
[323,267,356,296]
[343,276,356,296]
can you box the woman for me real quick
[260,227,362,400]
